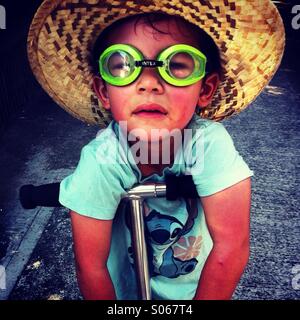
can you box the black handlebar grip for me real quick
[19,176,198,209]
[19,183,62,209]
[165,175,198,200]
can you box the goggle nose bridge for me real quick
[135,60,164,68]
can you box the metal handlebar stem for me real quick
[121,183,166,300]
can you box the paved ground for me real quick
[0,39,299,300]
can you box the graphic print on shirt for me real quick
[173,235,203,260]
[126,198,200,278]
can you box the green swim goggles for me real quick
[99,44,207,87]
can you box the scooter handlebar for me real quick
[19,175,199,209]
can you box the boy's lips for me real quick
[132,104,168,118]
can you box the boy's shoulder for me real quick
[187,115,229,139]
[81,121,131,167]
[185,116,236,161]
[83,121,118,151]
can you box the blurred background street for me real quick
[0,1,299,300]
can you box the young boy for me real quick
[27,0,285,300]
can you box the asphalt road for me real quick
[0,41,299,300]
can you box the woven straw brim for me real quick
[27,0,285,126]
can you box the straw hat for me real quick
[27,0,285,126]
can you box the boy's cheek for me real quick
[169,89,200,109]
[108,88,136,110]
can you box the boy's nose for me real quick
[136,69,164,94]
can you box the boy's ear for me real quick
[197,72,220,108]
[92,75,111,110]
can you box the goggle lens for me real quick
[168,52,195,79]
[106,51,133,78]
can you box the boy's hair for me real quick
[92,12,221,78]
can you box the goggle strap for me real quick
[135,60,164,68]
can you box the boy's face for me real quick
[94,17,219,140]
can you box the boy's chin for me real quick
[127,128,183,146]
[127,131,168,144]
[117,120,184,143]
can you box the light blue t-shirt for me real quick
[59,115,253,300]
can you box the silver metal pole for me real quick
[122,183,166,300]
[129,196,151,300]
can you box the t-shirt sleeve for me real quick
[59,143,132,220]
[191,122,254,197]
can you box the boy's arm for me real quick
[70,210,116,300]
[194,177,251,300]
